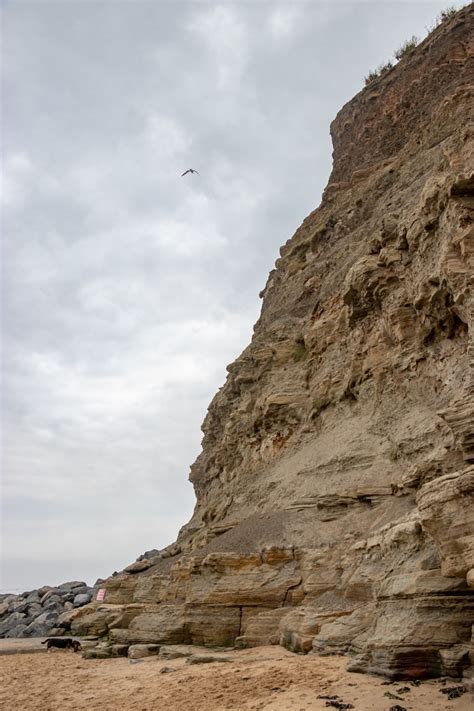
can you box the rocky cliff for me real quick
[66,6,474,681]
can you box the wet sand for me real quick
[0,645,472,710]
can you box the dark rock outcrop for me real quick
[0,581,96,638]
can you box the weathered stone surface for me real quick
[73,593,92,607]
[111,644,129,657]
[186,654,234,665]
[158,644,209,659]
[128,644,160,659]
[73,6,474,680]
[280,604,356,654]
[182,553,302,607]
[69,605,131,637]
[58,581,88,591]
[312,604,376,656]
[27,603,42,619]
[109,605,186,645]
[237,608,288,648]
[417,468,474,577]
[185,605,240,647]
[124,560,154,574]
[4,624,29,638]
[0,613,26,636]
[83,648,113,660]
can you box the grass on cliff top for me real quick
[364,5,460,86]
[393,35,419,61]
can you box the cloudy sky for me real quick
[1,0,464,592]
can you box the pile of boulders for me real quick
[0,580,99,638]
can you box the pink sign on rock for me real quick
[96,588,106,601]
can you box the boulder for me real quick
[25,592,41,605]
[58,581,88,591]
[27,603,43,619]
[109,605,186,645]
[73,593,92,607]
[137,549,160,561]
[159,644,208,660]
[22,611,58,638]
[0,612,26,636]
[43,596,63,609]
[9,600,29,614]
[128,644,160,659]
[83,648,114,660]
[68,604,139,637]
[111,644,129,657]
[186,654,234,664]
[124,560,153,574]
[5,624,28,638]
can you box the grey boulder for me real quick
[5,624,29,638]
[73,593,92,607]
[0,612,26,635]
[58,581,88,591]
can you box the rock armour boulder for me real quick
[0,581,96,639]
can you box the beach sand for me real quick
[0,645,472,711]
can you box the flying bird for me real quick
[181,168,200,176]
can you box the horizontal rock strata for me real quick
[75,6,474,681]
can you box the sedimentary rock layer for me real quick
[73,6,474,681]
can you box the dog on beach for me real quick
[41,638,82,653]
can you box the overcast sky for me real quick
[1,0,465,592]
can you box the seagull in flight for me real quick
[181,168,200,177]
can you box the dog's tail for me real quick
[41,639,49,644]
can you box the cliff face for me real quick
[70,7,474,680]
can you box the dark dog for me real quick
[41,637,82,653]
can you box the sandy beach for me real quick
[0,645,472,711]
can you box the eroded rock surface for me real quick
[77,7,474,680]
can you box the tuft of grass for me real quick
[438,6,458,23]
[293,344,308,363]
[394,35,419,61]
[364,70,379,86]
[363,4,462,88]
[364,61,393,86]
[426,5,460,34]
